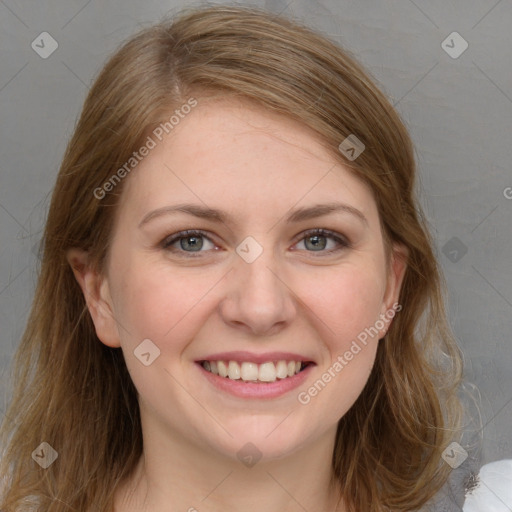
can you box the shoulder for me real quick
[463,459,512,511]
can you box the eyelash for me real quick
[161,228,351,257]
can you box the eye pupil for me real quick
[181,236,203,251]
[165,229,345,257]
[305,235,327,251]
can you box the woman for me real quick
[0,5,463,511]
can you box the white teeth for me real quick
[228,361,241,380]
[217,360,228,378]
[241,362,259,381]
[259,362,276,382]
[201,359,306,383]
[276,360,288,379]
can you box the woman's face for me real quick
[83,97,406,463]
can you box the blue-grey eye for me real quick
[296,229,349,253]
[162,230,215,254]
[179,234,204,251]
[304,234,328,251]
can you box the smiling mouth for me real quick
[199,360,313,383]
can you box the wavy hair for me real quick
[0,5,463,511]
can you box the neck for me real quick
[114,416,345,512]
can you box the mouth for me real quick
[198,359,314,384]
[194,350,316,399]
[195,354,316,399]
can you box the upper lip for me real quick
[196,351,315,364]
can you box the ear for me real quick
[379,243,408,336]
[66,248,121,348]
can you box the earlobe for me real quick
[66,248,121,348]
[380,244,408,335]
[389,244,408,305]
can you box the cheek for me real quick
[109,257,208,345]
[296,263,386,347]
[293,267,383,417]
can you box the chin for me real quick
[210,418,314,463]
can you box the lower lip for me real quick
[196,362,315,399]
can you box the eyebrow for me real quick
[138,201,368,228]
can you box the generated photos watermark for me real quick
[297,302,402,405]
[31,442,58,469]
[93,97,198,200]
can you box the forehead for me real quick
[116,98,378,227]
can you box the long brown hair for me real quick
[0,5,463,511]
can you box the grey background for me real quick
[1,0,511,502]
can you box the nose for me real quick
[218,247,297,336]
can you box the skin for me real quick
[68,97,407,512]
